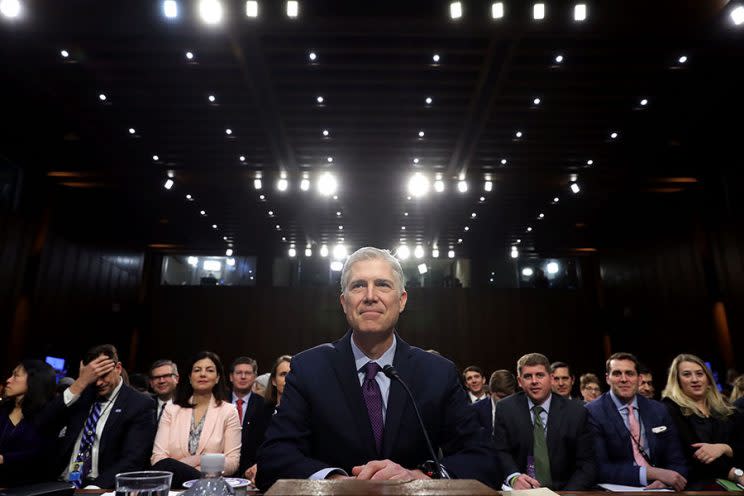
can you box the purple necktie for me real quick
[362,362,384,454]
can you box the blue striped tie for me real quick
[72,399,104,487]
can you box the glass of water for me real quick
[116,470,172,496]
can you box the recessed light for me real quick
[587,159,594,165]
[555,54,564,64]
[336,211,341,216]
[60,49,70,58]
[570,183,581,194]
[163,0,178,18]
[413,158,420,164]
[515,131,523,138]
[186,194,193,200]
[316,96,324,104]
[640,98,648,106]
[449,1,462,20]
[239,155,245,162]
[200,210,206,216]
[327,156,333,163]
[491,2,504,19]
[212,224,218,229]
[277,178,288,191]
[225,128,232,135]
[152,155,159,161]
[457,180,468,193]
[434,180,445,192]
[338,225,343,230]
[501,158,507,165]
[418,131,425,138]
[98,94,107,101]
[484,181,493,192]
[538,213,544,219]
[553,197,559,203]
[448,250,455,259]
[208,95,216,102]
[533,3,545,20]
[457,238,463,244]
[246,0,258,17]
[432,53,440,63]
[128,128,136,135]
[464,226,470,232]
[185,51,194,60]
[164,179,174,190]
[425,97,433,105]
[479,196,485,202]
[401,226,406,231]
[322,129,329,137]
[678,55,688,64]
[309,51,317,61]
[300,179,310,191]
[198,0,224,24]
[275,224,281,230]
[0,0,21,18]
[526,227,533,232]
[286,0,298,18]
[574,3,587,21]
[610,132,618,139]
[533,97,541,105]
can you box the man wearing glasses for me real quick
[149,359,179,422]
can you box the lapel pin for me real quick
[651,425,666,433]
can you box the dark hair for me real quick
[128,373,149,393]
[637,363,651,376]
[580,373,600,388]
[605,352,639,374]
[550,361,572,376]
[229,356,258,375]
[489,369,517,396]
[150,359,179,376]
[1,360,56,420]
[84,344,119,365]
[266,355,292,408]
[463,365,484,378]
[175,351,228,408]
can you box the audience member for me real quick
[253,373,269,397]
[463,366,488,403]
[586,352,688,490]
[151,351,241,487]
[493,353,595,490]
[256,247,498,490]
[638,365,656,400]
[0,360,56,487]
[661,353,744,489]
[39,344,157,489]
[228,356,268,481]
[264,355,292,412]
[128,373,149,393]
[149,359,179,423]
[579,373,601,404]
[56,376,74,395]
[473,369,516,437]
[730,375,744,409]
[550,361,576,399]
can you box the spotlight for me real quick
[164,179,174,190]
[286,0,298,18]
[317,172,338,196]
[277,178,288,191]
[448,250,455,259]
[491,2,504,19]
[522,267,534,276]
[414,245,425,259]
[418,263,428,274]
[397,245,410,260]
[246,0,258,17]
[457,180,468,193]
[163,0,178,18]
[408,173,430,197]
[731,5,744,25]
[533,3,545,20]
[449,1,462,19]
[198,0,223,24]
[574,3,587,21]
[570,182,580,194]
[546,261,559,274]
[0,0,21,18]
[320,245,329,257]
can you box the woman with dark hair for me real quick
[265,355,292,412]
[151,351,241,487]
[662,353,744,489]
[0,360,56,486]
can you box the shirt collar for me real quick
[527,393,552,413]
[352,333,397,372]
[101,376,124,402]
[232,391,252,403]
[610,389,638,410]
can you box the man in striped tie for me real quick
[39,344,157,489]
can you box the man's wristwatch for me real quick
[734,468,743,482]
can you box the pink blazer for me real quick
[151,396,241,475]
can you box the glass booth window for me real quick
[161,255,256,286]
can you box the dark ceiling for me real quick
[0,0,742,261]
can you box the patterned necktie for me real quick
[627,405,648,467]
[72,398,104,487]
[362,362,384,454]
[532,405,552,488]
[236,398,244,425]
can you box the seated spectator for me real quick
[151,351,241,487]
[253,373,269,397]
[463,366,488,403]
[473,369,516,437]
[586,352,688,491]
[661,353,744,490]
[39,344,157,489]
[730,375,744,410]
[264,355,291,414]
[638,364,656,400]
[579,373,601,403]
[0,360,56,487]
[149,359,179,423]
[550,362,576,400]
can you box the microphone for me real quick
[382,364,443,479]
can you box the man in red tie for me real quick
[229,356,268,480]
[586,352,688,490]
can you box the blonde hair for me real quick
[731,375,744,403]
[661,353,734,418]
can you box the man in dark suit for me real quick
[586,352,688,491]
[228,356,268,480]
[41,344,157,489]
[473,369,516,438]
[256,247,498,490]
[492,353,595,491]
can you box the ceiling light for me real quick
[413,157,420,164]
[167,170,175,178]
[533,3,545,20]
[464,226,470,232]
[277,178,288,191]
[187,256,199,267]
[254,179,262,190]
[533,97,541,105]
[449,1,462,19]
[60,49,69,58]
[511,249,519,259]
[317,172,338,196]
[501,158,507,165]
[610,132,618,139]
[186,194,193,200]
[457,180,468,193]
[414,245,425,259]
[239,155,245,162]
[330,261,343,271]
[570,182,580,194]
[98,94,107,101]
[259,194,265,200]
[408,172,430,197]
[338,225,343,230]
[333,244,347,260]
[553,197,559,203]
[0,0,21,18]
[397,245,410,260]
[164,179,174,190]
[246,0,258,17]
[225,128,232,135]
[128,128,135,134]
[678,55,688,64]
[152,155,159,161]
[308,52,317,61]
[203,260,221,272]
[546,261,560,274]
[327,156,333,163]
[418,130,425,138]
[432,53,440,63]
[336,211,342,217]
[448,250,455,259]
[555,55,564,64]
[587,159,594,165]
[526,227,532,232]
[515,130,523,138]
[434,180,445,192]
[200,210,206,216]
[522,267,533,276]
[574,3,587,21]
[163,0,178,18]
[425,97,433,105]
[275,224,281,230]
[286,0,298,18]
[401,226,406,231]
[226,258,236,266]
[457,238,463,244]
[226,248,234,256]
[316,96,324,104]
[471,212,477,218]
[418,263,428,274]
[212,224,218,229]
[432,249,439,258]
[479,196,485,202]
[199,0,223,24]
[305,248,312,257]
[640,98,648,106]
[208,95,216,102]
[300,178,310,191]
[320,244,329,257]
[322,129,329,136]
[185,51,194,60]
[492,2,504,19]
[268,210,274,216]
[484,181,493,192]
[538,213,544,219]
[288,247,296,258]
[731,5,744,25]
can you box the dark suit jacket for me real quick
[256,331,499,490]
[39,381,157,489]
[236,392,270,475]
[472,397,494,437]
[492,392,596,490]
[586,392,688,486]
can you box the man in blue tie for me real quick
[256,247,498,490]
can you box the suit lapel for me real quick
[330,331,377,459]
[381,336,412,459]
[603,394,634,452]
[636,396,656,459]
[245,394,259,427]
[545,395,564,453]
[98,383,128,451]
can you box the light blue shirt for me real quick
[311,334,397,480]
[505,393,553,487]
[231,391,252,422]
[609,390,650,485]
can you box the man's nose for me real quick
[363,284,377,300]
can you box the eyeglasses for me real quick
[583,386,601,392]
[150,373,176,381]
[233,371,255,377]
